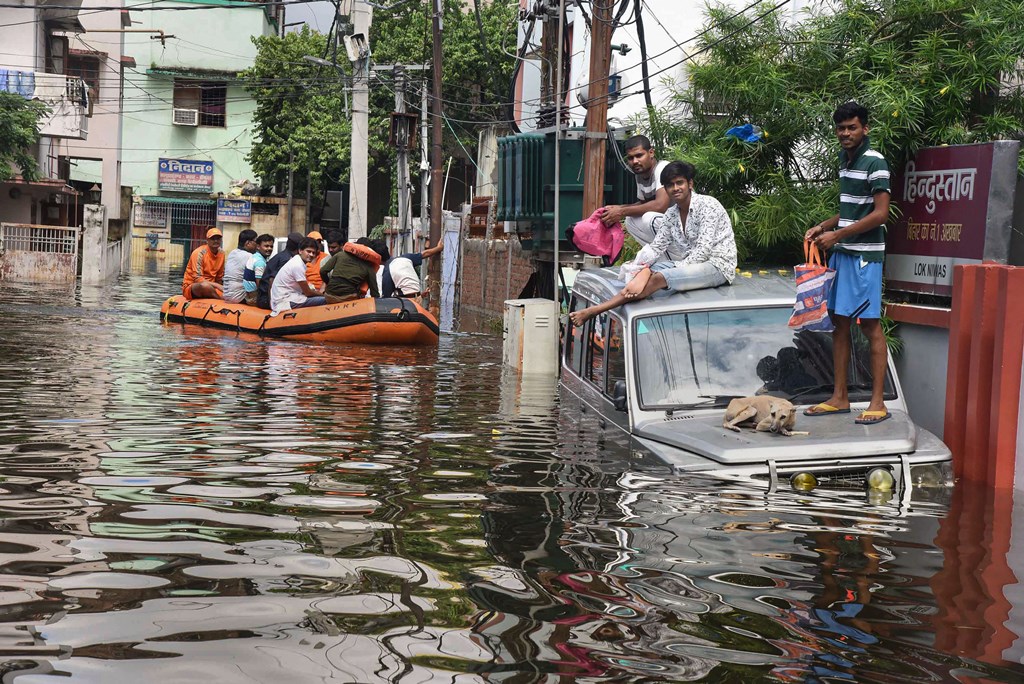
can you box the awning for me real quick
[4,178,80,196]
[146,67,241,81]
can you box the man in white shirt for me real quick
[570,161,735,325]
[270,237,326,314]
[222,229,257,303]
[597,135,681,261]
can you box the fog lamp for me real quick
[791,472,818,491]
[866,467,894,491]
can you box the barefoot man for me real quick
[570,161,736,326]
[804,101,892,425]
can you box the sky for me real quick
[284,0,335,33]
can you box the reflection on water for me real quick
[0,275,1021,682]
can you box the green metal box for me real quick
[496,128,635,251]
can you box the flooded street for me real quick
[0,274,1022,682]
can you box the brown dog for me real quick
[723,396,804,436]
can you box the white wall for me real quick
[0,4,43,72]
[64,0,126,219]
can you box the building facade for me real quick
[0,0,90,227]
[118,0,281,269]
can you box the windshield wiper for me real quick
[664,395,742,415]
[786,383,872,402]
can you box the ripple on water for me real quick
[274,495,381,511]
[78,476,188,487]
[335,461,393,471]
[48,572,171,590]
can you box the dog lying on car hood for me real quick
[723,396,806,437]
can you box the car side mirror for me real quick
[612,380,628,412]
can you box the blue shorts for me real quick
[827,251,882,319]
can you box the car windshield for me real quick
[634,306,896,410]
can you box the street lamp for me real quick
[302,55,337,69]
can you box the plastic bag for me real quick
[569,209,624,264]
[788,241,836,332]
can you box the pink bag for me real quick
[569,209,624,264]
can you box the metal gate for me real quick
[130,198,215,273]
[0,223,79,283]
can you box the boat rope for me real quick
[257,314,271,337]
[208,306,244,332]
[396,299,412,322]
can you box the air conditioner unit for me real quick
[172,108,199,126]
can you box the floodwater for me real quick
[0,274,1022,682]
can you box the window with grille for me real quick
[173,80,227,128]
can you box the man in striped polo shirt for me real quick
[804,101,892,425]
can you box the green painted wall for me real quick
[120,1,275,196]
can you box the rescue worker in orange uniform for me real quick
[182,227,225,300]
[305,230,328,290]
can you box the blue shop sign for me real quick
[217,198,252,223]
[158,158,214,192]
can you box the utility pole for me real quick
[581,0,614,217]
[348,0,372,240]
[287,149,295,230]
[427,0,444,317]
[420,80,429,248]
[537,0,559,127]
[394,67,409,253]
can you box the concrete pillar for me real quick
[80,204,106,285]
[944,263,1024,488]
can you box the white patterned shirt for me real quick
[634,193,737,283]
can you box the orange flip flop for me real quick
[803,403,851,417]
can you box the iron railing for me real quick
[0,223,78,256]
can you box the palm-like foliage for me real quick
[646,0,1024,266]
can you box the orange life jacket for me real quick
[343,242,381,296]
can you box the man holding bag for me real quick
[804,101,892,425]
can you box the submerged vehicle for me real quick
[560,268,953,494]
[160,296,439,346]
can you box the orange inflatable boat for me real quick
[160,296,439,346]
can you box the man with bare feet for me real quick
[803,101,892,426]
[569,161,736,327]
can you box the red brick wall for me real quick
[457,237,534,328]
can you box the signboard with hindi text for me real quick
[886,141,1020,296]
[158,158,214,193]
[216,199,252,223]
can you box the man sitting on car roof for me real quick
[570,161,736,326]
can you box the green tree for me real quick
[0,92,47,182]
[368,0,518,163]
[243,27,351,200]
[244,2,517,207]
[645,0,1024,265]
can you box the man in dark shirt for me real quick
[320,238,390,302]
[256,231,304,309]
[381,241,443,298]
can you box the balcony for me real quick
[35,73,89,140]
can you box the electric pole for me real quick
[348,0,373,240]
[581,0,614,217]
[420,80,428,249]
[537,0,560,127]
[394,67,409,254]
[427,0,444,317]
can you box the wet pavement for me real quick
[0,274,1022,682]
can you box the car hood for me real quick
[634,409,918,465]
